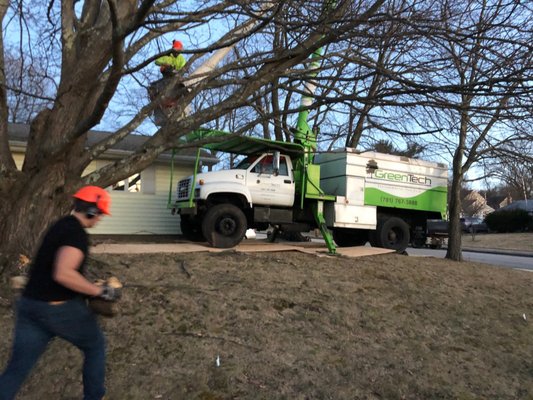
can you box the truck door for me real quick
[247,154,295,206]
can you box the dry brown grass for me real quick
[462,232,533,252]
[1,251,532,399]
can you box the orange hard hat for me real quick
[73,186,112,215]
[172,40,183,51]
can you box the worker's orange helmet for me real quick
[172,40,183,51]
[73,186,112,215]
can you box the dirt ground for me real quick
[1,247,533,399]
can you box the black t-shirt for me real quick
[23,215,89,301]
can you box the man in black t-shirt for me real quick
[0,186,119,400]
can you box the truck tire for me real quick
[333,228,369,247]
[202,204,247,248]
[375,217,410,252]
[180,215,204,242]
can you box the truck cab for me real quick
[177,152,296,209]
[174,137,307,248]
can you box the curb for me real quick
[459,248,533,258]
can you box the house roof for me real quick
[7,123,219,166]
[203,135,305,156]
[499,199,533,213]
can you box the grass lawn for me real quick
[461,232,533,252]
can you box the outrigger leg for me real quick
[312,201,336,254]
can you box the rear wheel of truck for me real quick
[375,217,410,252]
[202,204,247,248]
[180,215,204,242]
[333,228,369,247]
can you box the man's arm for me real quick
[53,246,102,296]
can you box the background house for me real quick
[8,123,218,236]
[498,199,533,216]
[461,190,494,217]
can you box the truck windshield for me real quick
[234,155,258,170]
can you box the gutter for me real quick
[8,140,218,167]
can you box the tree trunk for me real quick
[446,108,470,261]
[446,169,463,261]
[0,165,75,276]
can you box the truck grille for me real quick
[177,178,192,200]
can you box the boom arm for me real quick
[184,2,275,89]
[294,46,324,151]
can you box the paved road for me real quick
[251,232,532,271]
[406,247,533,271]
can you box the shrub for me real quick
[485,209,532,232]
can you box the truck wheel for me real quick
[375,217,410,252]
[333,228,369,247]
[202,204,247,248]
[180,215,204,242]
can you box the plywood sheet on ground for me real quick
[92,243,222,254]
[336,246,395,257]
[287,246,394,257]
[91,240,394,259]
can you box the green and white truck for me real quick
[173,136,447,253]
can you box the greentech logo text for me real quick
[370,170,432,186]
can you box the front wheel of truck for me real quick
[202,204,247,248]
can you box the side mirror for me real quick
[272,151,281,176]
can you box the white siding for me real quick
[90,192,181,234]
[90,162,192,235]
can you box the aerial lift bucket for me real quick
[148,77,188,126]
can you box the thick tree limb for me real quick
[0,0,16,175]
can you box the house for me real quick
[498,199,533,216]
[498,195,513,209]
[462,190,494,217]
[8,123,218,235]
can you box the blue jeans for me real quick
[0,297,106,400]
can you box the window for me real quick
[250,155,289,176]
[278,157,289,176]
[234,155,258,170]
[251,155,274,175]
[110,167,156,194]
[113,173,142,192]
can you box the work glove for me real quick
[98,284,121,302]
[89,277,123,317]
